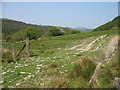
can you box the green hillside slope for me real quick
[2,18,70,41]
[93,16,119,31]
[2,18,55,34]
[2,29,118,88]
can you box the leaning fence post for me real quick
[26,38,30,56]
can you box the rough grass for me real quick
[50,77,69,88]
[69,56,96,81]
[2,29,118,88]
[98,54,118,88]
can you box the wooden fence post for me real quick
[26,38,30,56]
[12,43,15,61]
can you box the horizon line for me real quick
[1,17,94,29]
[1,16,118,29]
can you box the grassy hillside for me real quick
[2,29,118,88]
[93,16,119,31]
[2,18,54,34]
[2,18,71,41]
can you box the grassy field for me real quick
[2,29,119,88]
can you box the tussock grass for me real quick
[50,77,69,88]
[98,55,118,88]
[2,48,14,63]
[70,56,96,81]
[2,29,118,88]
[49,63,58,68]
[69,78,89,88]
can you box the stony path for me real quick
[89,35,119,87]
[2,34,118,88]
[103,35,118,61]
[77,35,107,52]
[66,35,107,52]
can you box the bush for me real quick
[12,29,27,41]
[66,30,81,35]
[2,49,14,63]
[71,30,81,34]
[70,56,96,81]
[98,56,118,88]
[48,27,64,36]
[26,27,41,40]
[50,77,69,88]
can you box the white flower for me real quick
[16,83,20,86]
[40,83,44,86]
[64,70,68,72]
[36,67,40,70]
[40,79,44,81]
[62,66,64,68]
[25,64,28,66]
[20,72,26,74]
[71,62,74,64]
[37,64,43,67]
[8,81,11,83]
[0,81,3,84]
[2,72,6,75]
[27,75,32,79]
[40,64,43,67]
[47,78,51,80]
[28,73,31,75]
[58,48,61,50]
[60,71,64,74]
[15,66,19,68]
[47,57,50,59]
[32,75,35,77]
[11,71,14,73]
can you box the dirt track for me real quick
[89,35,119,87]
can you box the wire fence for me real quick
[2,40,41,57]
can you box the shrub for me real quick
[26,27,41,40]
[49,63,58,68]
[98,56,118,88]
[66,30,81,35]
[70,56,96,81]
[12,29,27,41]
[48,27,64,36]
[71,30,81,34]
[50,77,69,88]
[2,49,14,63]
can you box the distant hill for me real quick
[93,16,119,31]
[2,18,54,34]
[68,27,92,32]
[2,18,71,41]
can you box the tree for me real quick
[3,34,12,42]
[71,30,81,34]
[26,27,41,40]
[68,30,81,34]
[48,27,64,36]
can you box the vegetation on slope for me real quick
[1,16,119,88]
[93,16,119,31]
[2,19,72,41]
[2,29,118,88]
[2,18,53,34]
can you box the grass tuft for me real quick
[70,56,96,81]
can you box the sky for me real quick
[2,2,118,29]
